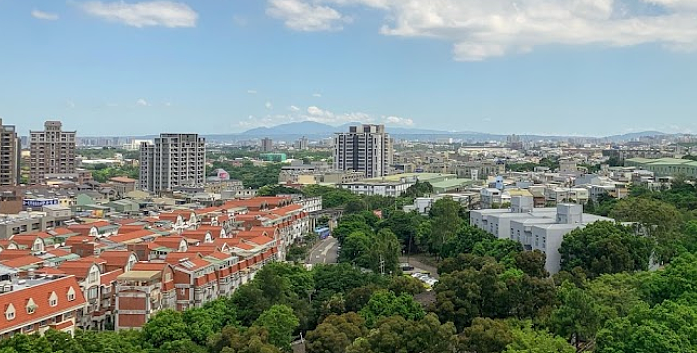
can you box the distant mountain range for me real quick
[76,122,672,144]
[227,121,669,143]
[240,121,447,136]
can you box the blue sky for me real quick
[1,0,696,137]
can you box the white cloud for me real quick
[79,1,198,28]
[247,89,257,94]
[239,104,419,129]
[272,0,697,60]
[164,102,172,107]
[385,116,414,126]
[66,100,75,108]
[312,93,322,97]
[136,98,149,106]
[265,101,274,109]
[266,0,350,31]
[32,9,59,20]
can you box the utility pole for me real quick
[379,254,385,275]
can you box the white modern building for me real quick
[470,196,612,274]
[139,133,206,194]
[340,180,410,197]
[334,124,393,178]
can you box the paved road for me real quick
[307,236,339,265]
[399,256,439,279]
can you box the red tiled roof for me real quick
[98,250,137,267]
[9,235,41,249]
[64,236,97,246]
[0,276,86,332]
[131,261,171,272]
[230,242,254,251]
[165,252,202,264]
[100,269,124,285]
[206,251,233,261]
[0,240,18,249]
[109,229,159,244]
[46,249,71,257]
[1,255,44,269]
[180,231,212,242]
[153,236,187,250]
[158,213,183,222]
[57,261,98,279]
[50,228,77,236]
[0,249,32,261]
[117,225,147,233]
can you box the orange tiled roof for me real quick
[1,255,44,269]
[57,261,98,279]
[246,235,274,247]
[0,249,33,261]
[64,236,97,246]
[49,228,78,236]
[46,249,71,257]
[98,250,137,267]
[153,236,187,249]
[8,235,41,249]
[131,261,171,272]
[0,276,86,333]
[109,229,159,243]
[100,269,124,285]
[165,252,202,264]
[0,240,18,249]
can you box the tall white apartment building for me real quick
[334,124,393,178]
[139,133,206,194]
[29,121,76,185]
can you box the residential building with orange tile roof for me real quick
[9,234,46,254]
[180,230,213,244]
[115,262,176,331]
[0,249,33,261]
[0,275,86,338]
[98,250,138,272]
[68,221,119,238]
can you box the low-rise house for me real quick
[0,274,86,338]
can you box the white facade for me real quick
[471,196,612,274]
[341,182,410,197]
[139,133,206,194]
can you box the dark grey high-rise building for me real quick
[139,133,206,193]
[29,121,76,185]
[0,119,20,186]
[333,124,393,178]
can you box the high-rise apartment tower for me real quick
[0,119,20,186]
[29,121,76,185]
[139,133,206,194]
[333,124,393,178]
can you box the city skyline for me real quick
[1,0,697,136]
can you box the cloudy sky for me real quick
[1,0,696,136]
